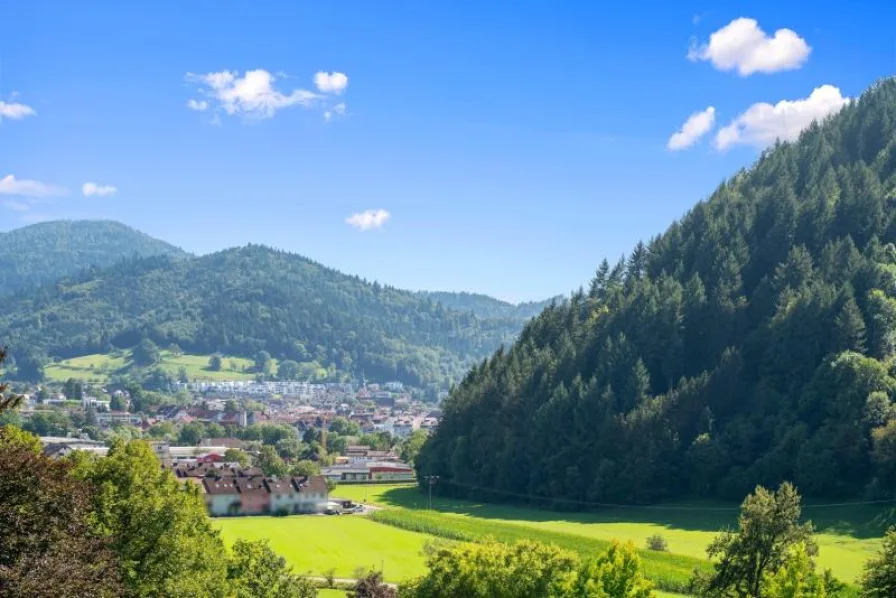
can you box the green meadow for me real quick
[44,351,264,383]
[215,515,430,583]
[336,484,892,585]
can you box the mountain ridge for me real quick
[0,219,187,295]
[0,242,554,387]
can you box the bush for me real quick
[646,534,669,552]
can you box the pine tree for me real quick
[833,297,867,353]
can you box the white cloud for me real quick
[3,199,30,212]
[314,72,348,94]
[0,175,67,198]
[186,69,321,118]
[324,102,347,122]
[714,85,849,150]
[346,208,391,231]
[186,99,209,111]
[667,106,716,151]
[0,101,36,122]
[688,17,810,75]
[82,182,117,197]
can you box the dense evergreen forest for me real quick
[0,244,541,387]
[418,78,896,502]
[0,220,186,294]
[417,291,560,320]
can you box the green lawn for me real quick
[45,351,264,383]
[317,590,348,597]
[337,484,890,584]
[215,515,430,583]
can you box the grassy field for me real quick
[215,515,430,583]
[45,351,263,383]
[337,484,892,584]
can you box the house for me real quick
[156,405,189,421]
[96,411,142,427]
[321,466,370,482]
[201,437,243,449]
[368,463,415,481]
[199,472,328,517]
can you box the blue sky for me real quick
[1,1,893,302]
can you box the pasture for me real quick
[337,484,892,584]
[44,351,262,383]
[215,515,430,583]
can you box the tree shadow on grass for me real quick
[369,485,895,540]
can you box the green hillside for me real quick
[44,351,262,384]
[0,220,186,294]
[418,78,896,502]
[0,245,535,386]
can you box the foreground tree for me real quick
[696,482,817,598]
[0,425,122,597]
[571,541,653,598]
[226,539,317,598]
[861,527,896,597]
[72,440,229,597]
[401,538,651,598]
[402,539,578,598]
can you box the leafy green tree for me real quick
[146,421,176,439]
[209,353,223,371]
[402,539,579,598]
[109,393,126,411]
[11,351,45,383]
[760,543,827,598]
[861,526,896,597]
[63,377,84,401]
[24,409,72,436]
[177,366,189,383]
[256,445,288,477]
[571,540,652,598]
[178,421,205,445]
[696,483,817,598]
[131,339,161,366]
[400,429,429,466]
[226,538,316,598]
[0,425,122,597]
[224,448,250,467]
[276,437,304,460]
[72,440,229,597]
[290,459,320,477]
[277,359,300,380]
[255,350,272,375]
[328,416,361,437]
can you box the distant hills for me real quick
[0,224,557,387]
[418,78,896,501]
[0,220,187,294]
[418,291,562,320]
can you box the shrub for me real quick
[646,534,669,552]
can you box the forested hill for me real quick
[418,291,561,320]
[0,220,186,294]
[418,78,896,503]
[0,244,536,387]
